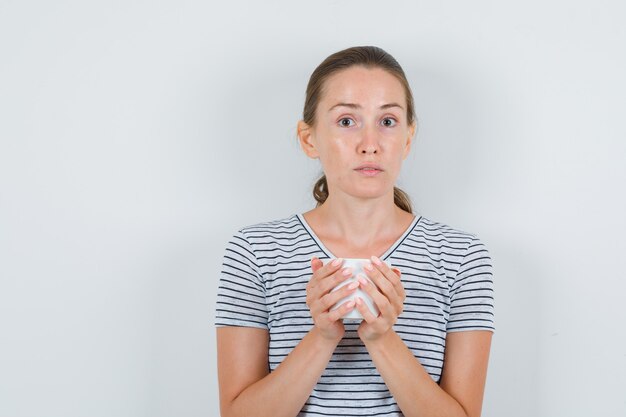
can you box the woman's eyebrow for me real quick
[328,102,404,112]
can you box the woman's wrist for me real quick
[309,326,342,349]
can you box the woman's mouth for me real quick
[355,168,382,176]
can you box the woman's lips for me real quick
[355,168,382,176]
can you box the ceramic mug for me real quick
[322,258,381,321]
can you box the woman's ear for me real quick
[297,120,320,159]
[403,121,417,160]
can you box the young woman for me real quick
[215,46,495,417]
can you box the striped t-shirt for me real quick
[214,212,495,416]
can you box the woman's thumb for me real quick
[311,256,322,271]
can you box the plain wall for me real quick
[1,1,625,416]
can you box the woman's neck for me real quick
[304,196,412,251]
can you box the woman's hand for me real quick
[306,257,360,342]
[355,255,405,342]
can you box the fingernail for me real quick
[364,262,373,271]
[332,258,342,267]
[371,255,382,266]
[348,281,359,290]
[358,276,368,286]
[346,300,356,308]
[342,267,353,276]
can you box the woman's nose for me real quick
[360,144,378,154]
[358,125,380,154]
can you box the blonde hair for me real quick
[302,46,416,213]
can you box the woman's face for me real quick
[298,65,416,201]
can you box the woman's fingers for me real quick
[318,266,354,295]
[311,257,324,273]
[307,258,342,307]
[306,258,351,341]
[357,274,394,318]
[354,296,378,323]
[307,259,353,309]
[310,278,359,317]
[308,257,343,289]
[326,299,356,322]
[362,259,399,300]
[360,258,407,317]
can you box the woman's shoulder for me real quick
[227,212,301,242]
[235,212,298,232]
[416,213,478,239]
[412,214,493,273]
[222,213,306,266]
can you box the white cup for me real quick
[323,258,381,321]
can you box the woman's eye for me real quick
[338,117,355,127]
[381,117,397,127]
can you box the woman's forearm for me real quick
[226,326,339,417]
[363,330,467,417]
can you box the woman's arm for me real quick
[363,329,493,417]
[438,330,493,417]
[217,257,359,417]
[216,325,341,417]
[354,254,493,417]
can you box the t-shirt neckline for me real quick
[295,212,421,261]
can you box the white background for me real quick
[1,1,625,416]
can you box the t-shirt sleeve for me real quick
[214,229,269,330]
[446,235,495,333]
